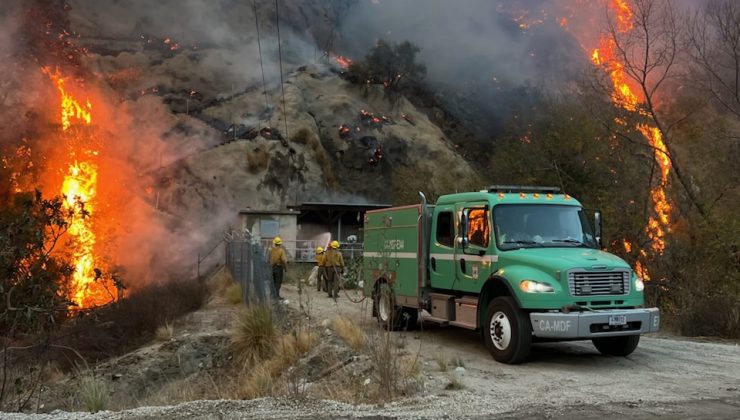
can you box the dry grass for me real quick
[78,373,109,413]
[332,316,366,352]
[242,364,274,399]
[434,353,448,371]
[224,283,243,305]
[41,362,66,384]
[246,146,269,174]
[315,148,336,187]
[290,127,311,144]
[155,321,174,341]
[232,305,278,366]
[51,279,206,368]
[145,373,239,406]
[445,372,464,390]
[452,355,465,368]
[206,266,233,295]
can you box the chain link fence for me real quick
[224,231,273,304]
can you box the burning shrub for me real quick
[345,39,426,92]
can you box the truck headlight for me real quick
[635,278,645,292]
[520,280,554,293]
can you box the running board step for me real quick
[421,315,449,325]
[454,296,478,329]
[449,321,476,330]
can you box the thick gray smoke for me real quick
[336,0,595,136]
[338,0,582,87]
[0,0,332,288]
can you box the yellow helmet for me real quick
[330,240,340,249]
[316,246,324,254]
[273,236,282,245]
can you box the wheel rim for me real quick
[490,311,512,351]
[378,290,391,322]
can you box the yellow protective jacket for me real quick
[323,249,344,267]
[270,245,288,268]
[316,253,326,267]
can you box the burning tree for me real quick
[347,39,426,91]
[586,0,695,276]
[586,0,740,335]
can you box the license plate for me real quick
[609,314,627,326]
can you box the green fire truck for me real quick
[362,186,660,364]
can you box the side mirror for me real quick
[594,210,602,248]
[460,210,469,249]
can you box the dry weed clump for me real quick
[78,373,109,413]
[232,305,277,366]
[238,328,317,399]
[206,266,233,295]
[232,304,318,400]
[434,353,448,371]
[331,316,366,352]
[224,282,243,304]
[155,321,174,341]
[242,364,274,399]
[445,372,464,390]
[363,327,425,402]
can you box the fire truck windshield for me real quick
[493,204,598,250]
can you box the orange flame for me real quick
[591,1,672,263]
[44,67,118,308]
[333,54,353,69]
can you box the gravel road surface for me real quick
[5,284,739,419]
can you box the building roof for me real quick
[287,202,392,212]
[238,209,299,215]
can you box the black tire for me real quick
[592,335,640,356]
[483,296,532,364]
[374,283,417,331]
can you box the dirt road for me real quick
[7,283,739,419]
[277,283,740,418]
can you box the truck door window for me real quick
[467,208,490,248]
[436,212,454,247]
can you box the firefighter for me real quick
[269,236,288,300]
[323,240,344,298]
[315,246,326,292]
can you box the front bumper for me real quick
[530,308,660,339]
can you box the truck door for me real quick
[455,202,495,293]
[429,205,456,289]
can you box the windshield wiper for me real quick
[502,240,543,247]
[551,239,587,246]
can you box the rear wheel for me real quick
[592,335,640,356]
[374,283,417,331]
[483,297,532,364]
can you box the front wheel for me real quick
[483,297,532,364]
[592,335,640,356]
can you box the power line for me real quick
[274,0,289,143]
[252,0,271,128]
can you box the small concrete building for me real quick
[238,209,300,258]
[238,202,390,262]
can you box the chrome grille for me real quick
[568,270,630,296]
